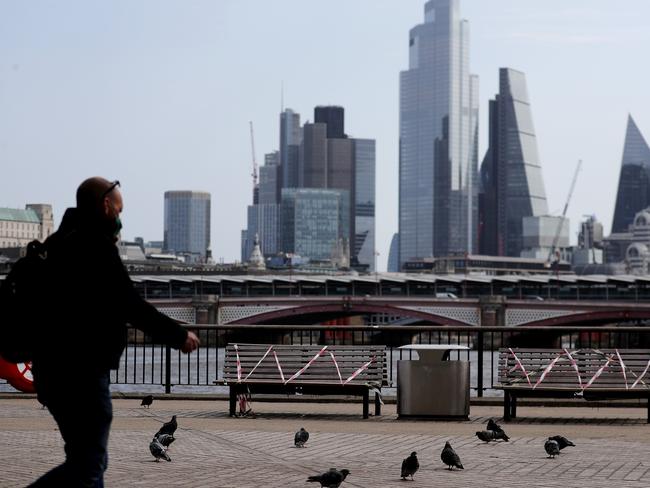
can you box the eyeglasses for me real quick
[102,180,120,199]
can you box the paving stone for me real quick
[1,399,650,487]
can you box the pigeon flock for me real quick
[140,396,576,483]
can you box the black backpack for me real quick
[0,240,49,363]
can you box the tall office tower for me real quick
[279,109,301,189]
[280,188,349,262]
[163,191,211,262]
[299,122,328,188]
[398,0,479,266]
[315,106,346,139]
[479,68,548,257]
[259,151,280,205]
[612,115,650,233]
[354,139,376,270]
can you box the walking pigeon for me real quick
[155,433,175,448]
[306,468,350,487]
[401,451,419,480]
[544,438,560,458]
[149,438,171,462]
[156,415,177,437]
[549,435,575,450]
[441,441,464,470]
[140,395,154,408]
[475,430,497,443]
[295,427,309,447]
[486,418,510,441]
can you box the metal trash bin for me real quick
[397,345,470,419]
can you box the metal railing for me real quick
[108,324,650,397]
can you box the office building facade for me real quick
[354,139,376,271]
[164,191,211,261]
[479,68,548,257]
[398,0,479,266]
[281,188,349,262]
[279,109,301,189]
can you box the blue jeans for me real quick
[29,368,113,488]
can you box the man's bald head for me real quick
[76,176,123,227]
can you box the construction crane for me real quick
[547,159,582,267]
[249,121,259,203]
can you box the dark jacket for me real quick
[34,208,187,372]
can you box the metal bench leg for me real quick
[374,392,381,416]
[511,395,517,419]
[229,387,236,417]
[504,391,511,421]
[363,390,369,419]
[647,398,650,424]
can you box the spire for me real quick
[622,114,650,167]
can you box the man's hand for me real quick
[181,331,200,353]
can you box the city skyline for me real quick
[0,1,649,269]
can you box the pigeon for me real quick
[475,430,497,443]
[306,468,350,487]
[549,435,575,450]
[486,418,502,433]
[294,427,309,448]
[401,451,419,480]
[440,441,464,470]
[156,415,177,437]
[155,433,175,448]
[486,418,510,441]
[149,438,171,462]
[544,439,560,458]
[140,395,154,408]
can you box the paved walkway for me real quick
[1,398,650,487]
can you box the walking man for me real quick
[29,177,200,487]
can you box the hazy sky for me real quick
[1,1,649,268]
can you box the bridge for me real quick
[150,295,650,328]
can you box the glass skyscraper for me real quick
[398,0,479,266]
[281,188,349,262]
[354,139,376,271]
[479,68,548,257]
[612,115,650,233]
[163,191,211,261]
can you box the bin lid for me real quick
[398,344,469,363]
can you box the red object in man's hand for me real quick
[0,355,35,393]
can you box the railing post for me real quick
[165,344,172,394]
[477,330,484,397]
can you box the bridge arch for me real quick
[225,302,476,326]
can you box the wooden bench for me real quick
[217,343,387,419]
[497,348,650,422]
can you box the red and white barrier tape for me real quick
[533,352,564,390]
[582,355,613,391]
[273,351,286,383]
[244,345,274,382]
[328,351,343,384]
[563,348,583,388]
[284,346,329,384]
[615,349,628,390]
[631,358,650,389]
[234,344,242,383]
[343,356,376,385]
[508,348,532,387]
